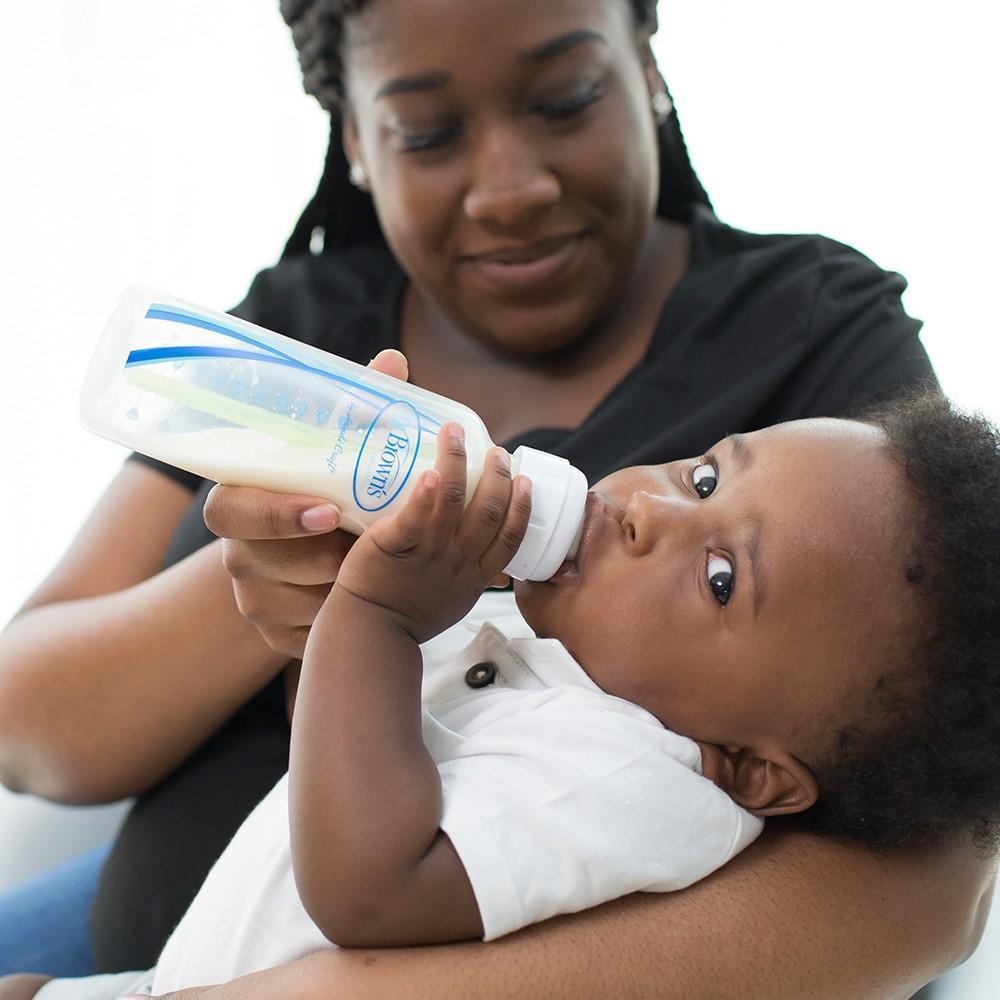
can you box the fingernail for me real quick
[301,504,340,531]
[495,448,511,471]
[450,424,465,445]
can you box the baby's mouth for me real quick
[550,492,620,580]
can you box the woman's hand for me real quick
[203,350,409,660]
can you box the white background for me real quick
[0,1,997,993]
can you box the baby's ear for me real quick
[702,745,818,817]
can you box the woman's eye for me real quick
[707,555,734,606]
[692,463,718,498]
[536,86,604,121]
[396,121,462,153]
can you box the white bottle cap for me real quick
[505,446,588,581]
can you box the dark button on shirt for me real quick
[465,661,498,689]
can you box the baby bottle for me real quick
[80,286,587,581]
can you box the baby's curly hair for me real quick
[280,0,660,110]
[782,390,1000,854]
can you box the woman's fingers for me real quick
[204,485,341,540]
[203,352,413,659]
[221,534,353,587]
[231,577,331,631]
[218,533,355,659]
[231,577,326,659]
[368,348,409,382]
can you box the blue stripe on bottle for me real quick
[127,346,293,366]
[125,345,381,413]
[136,306,442,431]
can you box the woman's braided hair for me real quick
[281,0,660,109]
[277,0,710,256]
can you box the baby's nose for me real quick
[623,490,698,555]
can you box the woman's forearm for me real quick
[175,830,997,1000]
[0,539,288,803]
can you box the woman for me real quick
[0,1,992,995]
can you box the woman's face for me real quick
[341,0,661,354]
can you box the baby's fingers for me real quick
[481,476,533,579]
[458,447,513,557]
[428,423,469,536]
[368,469,440,555]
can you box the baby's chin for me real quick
[512,579,535,621]
[512,579,562,640]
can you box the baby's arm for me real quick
[288,424,531,948]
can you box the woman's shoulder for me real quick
[688,204,907,297]
[230,240,403,357]
[680,204,913,339]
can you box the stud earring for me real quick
[651,91,673,125]
[348,162,369,190]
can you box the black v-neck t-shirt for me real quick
[90,205,933,970]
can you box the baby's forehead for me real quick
[703,419,895,497]
[748,416,885,449]
[739,418,911,599]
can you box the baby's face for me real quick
[515,418,915,762]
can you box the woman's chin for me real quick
[456,295,608,359]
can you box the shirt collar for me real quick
[471,622,605,695]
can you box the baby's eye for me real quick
[707,555,734,606]
[692,463,718,498]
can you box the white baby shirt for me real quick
[152,592,762,994]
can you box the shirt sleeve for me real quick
[755,239,936,426]
[435,688,763,940]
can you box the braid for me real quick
[279,0,362,111]
[281,0,660,111]
[279,0,709,257]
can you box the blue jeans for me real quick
[0,844,109,977]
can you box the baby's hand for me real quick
[334,423,532,642]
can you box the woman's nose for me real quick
[462,126,560,226]
[623,490,698,556]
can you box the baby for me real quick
[8,390,1000,1000]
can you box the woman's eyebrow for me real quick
[374,30,607,100]
[519,29,609,64]
[376,71,450,100]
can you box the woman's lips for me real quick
[462,233,587,294]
